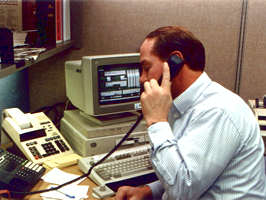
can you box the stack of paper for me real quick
[41,168,89,200]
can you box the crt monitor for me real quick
[65,53,141,120]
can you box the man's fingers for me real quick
[150,79,159,88]
[143,63,169,93]
[143,79,159,94]
[161,62,171,89]
[143,81,152,92]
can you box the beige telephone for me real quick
[1,108,80,168]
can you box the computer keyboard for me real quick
[78,144,154,186]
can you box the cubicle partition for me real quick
[239,0,266,102]
[28,0,266,111]
[72,0,242,91]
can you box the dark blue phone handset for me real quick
[167,54,184,80]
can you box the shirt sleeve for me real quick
[147,108,240,200]
[147,180,164,199]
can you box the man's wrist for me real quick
[147,121,158,127]
[147,120,167,127]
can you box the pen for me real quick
[53,187,75,199]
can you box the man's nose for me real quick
[139,73,147,84]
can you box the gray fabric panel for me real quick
[71,0,242,91]
[239,0,266,101]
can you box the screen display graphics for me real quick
[98,63,141,105]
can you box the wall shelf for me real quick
[0,40,74,79]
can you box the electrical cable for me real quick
[7,113,143,197]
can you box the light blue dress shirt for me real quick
[147,72,266,199]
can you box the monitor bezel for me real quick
[82,53,141,116]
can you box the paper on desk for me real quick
[40,184,89,200]
[42,168,86,185]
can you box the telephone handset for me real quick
[167,54,184,80]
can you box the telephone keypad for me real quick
[0,151,24,172]
[0,148,46,198]
[15,161,45,179]
[0,149,45,178]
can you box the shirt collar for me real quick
[172,72,212,114]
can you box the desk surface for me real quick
[24,164,115,200]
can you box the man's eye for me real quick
[143,65,150,72]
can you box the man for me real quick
[115,26,266,199]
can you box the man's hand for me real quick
[115,185,152,200]
[140,62,172,127]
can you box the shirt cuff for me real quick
[147,180,164,199]
[147,122,175,150]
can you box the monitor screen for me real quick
[98,63,140,105]
[65,53,141,118]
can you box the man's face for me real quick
[139,38,164,86]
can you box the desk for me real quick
[23,164,115,200]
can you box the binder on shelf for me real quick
[22,0,37,31]
[26,0,56,48]
[0,28,14,64]
[37,0,56,48]
[63,0,71,41]
[55,0,63,43]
